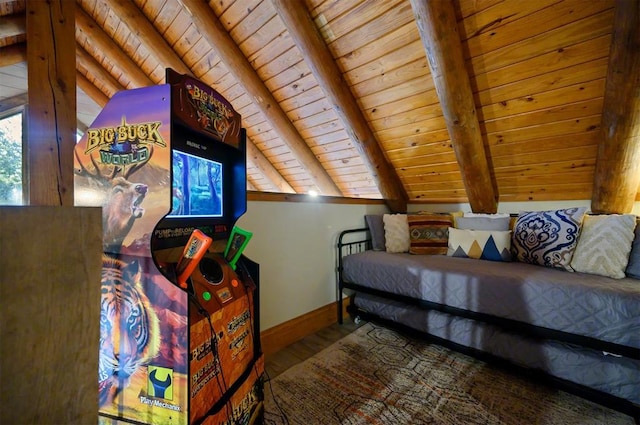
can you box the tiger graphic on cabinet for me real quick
[98,255,160,407]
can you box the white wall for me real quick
[236,200,388,331]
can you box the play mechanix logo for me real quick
[84,116,167,167]
[140,365,181,412]
[140,366,182,412]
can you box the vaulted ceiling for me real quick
[1,0,639,213]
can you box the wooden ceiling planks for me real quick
[456,0,615,205]
[3,0,638,209]
[180,0,345,196]
[26,0,76,206]
[211,1,300,192]
[272,0,407,211]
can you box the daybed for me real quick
[337,209,640,419]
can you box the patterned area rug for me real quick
[264,323,633,425]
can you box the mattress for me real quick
[354,292,640,405]
[342,251,640,350]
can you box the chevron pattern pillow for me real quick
[570,214,637,279]
[512,207,587,271]
[447,228,512,262]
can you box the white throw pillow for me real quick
[463,212,510,218]
[570,214,637,279]
[383,214,409,253]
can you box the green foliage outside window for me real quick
[0,113,23,205]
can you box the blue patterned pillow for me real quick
[512,207,587,271]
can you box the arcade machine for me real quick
[74,69,264,425]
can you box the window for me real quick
[0,112,24,205]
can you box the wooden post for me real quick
[271,0,408,212]
[410,0,497,213]
[591,0,640,214]
[26,0,76,206]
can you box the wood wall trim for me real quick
[410,0,498,213]
[271,0,408,213]
[260,298,351,355]
[178,0,343,197]
[591,0,640,214]
[247,190,385,205]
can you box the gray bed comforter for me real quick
[342,251,640,350]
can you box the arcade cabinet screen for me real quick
[169,150,223,218]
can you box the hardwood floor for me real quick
[264,318,362,379]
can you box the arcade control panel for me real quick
[189,254,255,315]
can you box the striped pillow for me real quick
[408,214,453,255]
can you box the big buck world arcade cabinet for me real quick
[74,69,264,425]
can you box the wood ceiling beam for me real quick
[178,0,342,197]
[76,71,107,132]
[271,0,407,212]
[410,0,497,213]
[0,42,26,67]
[76,45,126,97]
[0,12,25,40]
[76,71,109,108]
[591,0,640,214]
[77,119,89,134]
[104,0,192,76]
[0,93,27,115]
[246,140,296,193]
[27,0,76,206]
[75,6,154,88]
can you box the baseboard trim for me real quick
[260,298,351,355]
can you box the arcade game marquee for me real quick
[74,69,264,425]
